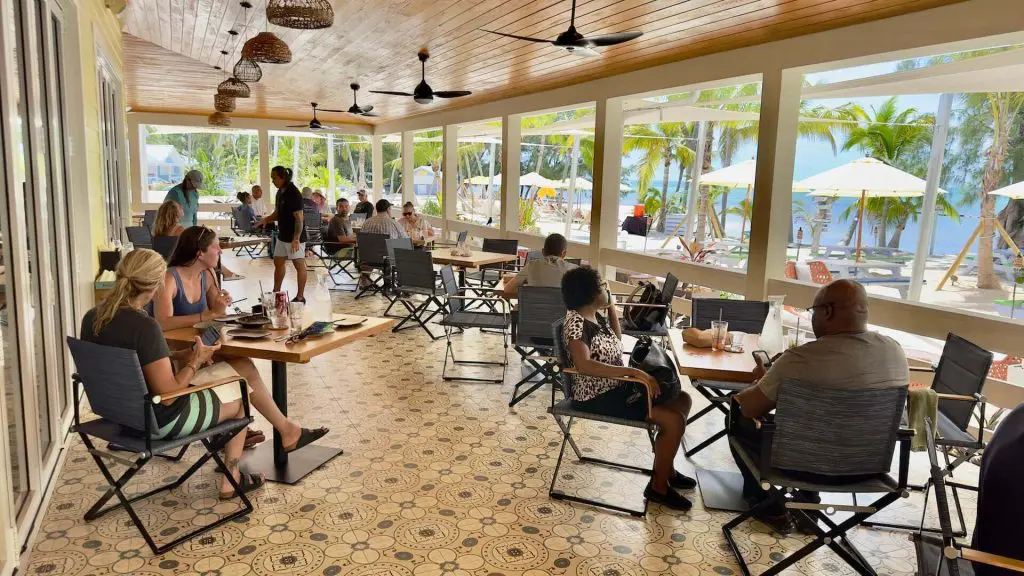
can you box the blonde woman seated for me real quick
[153,226,328,455]
[81,249,261,498]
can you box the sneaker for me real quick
[669,470,697,490]
[643,482,692,511]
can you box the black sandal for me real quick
[244,428,266,449]
[284,427,329,454]
[219,471,266,500]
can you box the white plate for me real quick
[228,328,271,339]
[334,316,368,328]
[193,321,216,330]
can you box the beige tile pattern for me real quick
[25,255,977,576]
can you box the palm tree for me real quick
[622,122,695,231]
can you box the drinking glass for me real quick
[711,320,729,351]
[288,301,304,327]
[729,331,745,351]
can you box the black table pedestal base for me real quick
[244,443,344,484]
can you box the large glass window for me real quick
[617,81,763,274]
[519,106,595,242]
[456,119,502,228]
[331,134,370,201]
[412,128,443,216]
[381,134,402,206]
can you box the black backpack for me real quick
[622,281,668,331]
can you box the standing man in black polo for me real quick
[258,166,308,302]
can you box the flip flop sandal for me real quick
[284,427,329,454]
[244,428,266,449]
[219,471,266,500]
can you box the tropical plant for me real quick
[421,198,441,217]
[622,122,695,231]
[792,198,831,256]
[519,198,540,233]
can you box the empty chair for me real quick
[466,238,518,288]
[383,237,415,317]
[355,232,388,299]
[438,265,510,383]
[126,226,153,250]
[151,235,179,262]
[391,248,445,339]
[509,286,567,408]
[143,210,158,232]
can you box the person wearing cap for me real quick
[353,189,374,218]
[164,170,203,228]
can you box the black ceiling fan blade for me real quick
[285,124,311,128]
[370,90,415,97]
[360,111,379,117]
[578,31,643,47]
[316,108,347,113]
[434,90,472,98]
[480,29,553,44]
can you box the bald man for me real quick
[729,279,908,532]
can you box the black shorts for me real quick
[571,383,648,421]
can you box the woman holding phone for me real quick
[154,226,328,455]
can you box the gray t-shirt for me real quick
[515,256,577,288]
[80,306,171,368]
[756,331,907,401]
[327,214,351,242]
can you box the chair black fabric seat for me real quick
[623,324,669,338]
[936,410,981,447]
[440,312,509,329]
[914,534,976,576]
[730,438,900,494]
[548,399,650,429]
[74,417,251,457]
[465,269,503,283]
[693,379,748,392]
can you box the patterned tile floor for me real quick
[25,254,978,576]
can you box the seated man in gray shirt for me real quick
[730,279,908,533]
[503,233,576,298]
[325,198,356,256]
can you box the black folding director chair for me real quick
[439,265,510,383]
[67,338,254,555]
[866,332,992,536]
[126,226,153,250]
[355,232,388,299]
[619,273,680,342]
[465,238,518,291]
[508,286,566,408]
[547,318,657,516]
[383,237,415,317]
[684,298,769,458]
[723,380,912,576]
[143,209,157,233]
[229,206,268,258]
[391,248,446,339]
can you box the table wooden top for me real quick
[428,250,518,268]
[219,237,270,249]
[667,329,759,383]
[164,314,395,364]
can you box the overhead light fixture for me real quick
[266,0,334,30]
[231,3,262,81]
[208,112,231,127]
[242,32,291,64]
[214,93,236,113]
[218,77,251,98]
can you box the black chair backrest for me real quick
[692,298,769,334]
[233,206,254,233]
[481,238,518,270]
[304,207,323,242]
[67,337,156,432]
[660,273,680,304]
[932,333,992,432]
[440,265,462,313]
[517,286,566,347]
[772,379,907,476]
[126,226,153,248]
[551,318,573,398]
[386,237,413,266]
[357,232,388,267]
[394,248,435,291]
[151,235,179,261]
[456,230,468,244]
[143,210,157,232]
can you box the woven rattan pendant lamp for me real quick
[232,2,262,82]
[266,0,334,30]
[208,112,231,127]
[214,93,236,113]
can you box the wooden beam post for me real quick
[501,115,521,236]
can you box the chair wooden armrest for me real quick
[557,367,655,416]
[152,376,247,403]
[447,295,507,303]
[958,548,1024,573]
[935,392,979,402]
[909,365,937,373]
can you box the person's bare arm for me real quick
[567,339,650,383]
[607,300,623,339]
[141,338,220,404]
[734,385,775,419]
[292,209,304,250]
[502,276,521,299]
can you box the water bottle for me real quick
[759,295,785,357]
[312,271,333,319]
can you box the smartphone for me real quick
[752,350,772,369]
[200,325,222,346]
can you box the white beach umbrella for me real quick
[698,160,808,243]
[799,157,936,261]
[988,180,1024,200]
[519,172,561,189]
[465,174,501,186]
[556,177,593,190]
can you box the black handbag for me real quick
[629,335,682,402]
[622,282,667,331]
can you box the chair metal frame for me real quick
[547,318,657,516]
[354,232,388,299]
[229,206,268,258]
[383,237,416,318]
[683,298,769,458]
[391,248,446,340]
[723,381,913,576]
[508,286,567,408]
[68,338,254,555]
[439,265,510,383]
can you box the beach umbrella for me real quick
[556,177,593,191]
[465,174,501,186]
[988,180,1024,199]
[519,172,561,189]
[699,160,810,243]
[800,157,935,261]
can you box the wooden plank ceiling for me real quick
[122,0,962,125]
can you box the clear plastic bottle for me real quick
[312,271,333,319]
[759,295,785,357]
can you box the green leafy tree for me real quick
[622,122,695,231]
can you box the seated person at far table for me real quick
[398,202,435,242]
[325,198,356,257]
[972,402,1024,576]
[358,199,408,288]
[353,188,374,218]
[503,233,576,298]
[152,226,329,455]
[560,267,695,511]
[81,249,262,498]
[730,279,907,533]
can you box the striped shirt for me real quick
[360,213,408,238]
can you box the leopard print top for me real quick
[562,310,624,401]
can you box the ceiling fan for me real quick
[285,103,341,131]
[319,83,377,117]
[371,50,471,105]
[480,0,642,57]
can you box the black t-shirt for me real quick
[276,182,308,242]
[353,201,374,217]
[80,306,170,367]
[973,404,1024,575]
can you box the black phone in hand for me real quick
[200,325,221,346]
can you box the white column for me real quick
[685,122,707,240]
[565,138,580,239]
[401,131,415,205]
[590,97,625,272]
[442,125,458,238]
[371,134,384,199]
[745,67,802,300]
[257,127,270,193]
[326,133,336,204]
[501,115,521,235]
[127,116,144,209]
[909,93,953,301]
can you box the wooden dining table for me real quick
[164,313,395,484]
[428,249,519,284]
